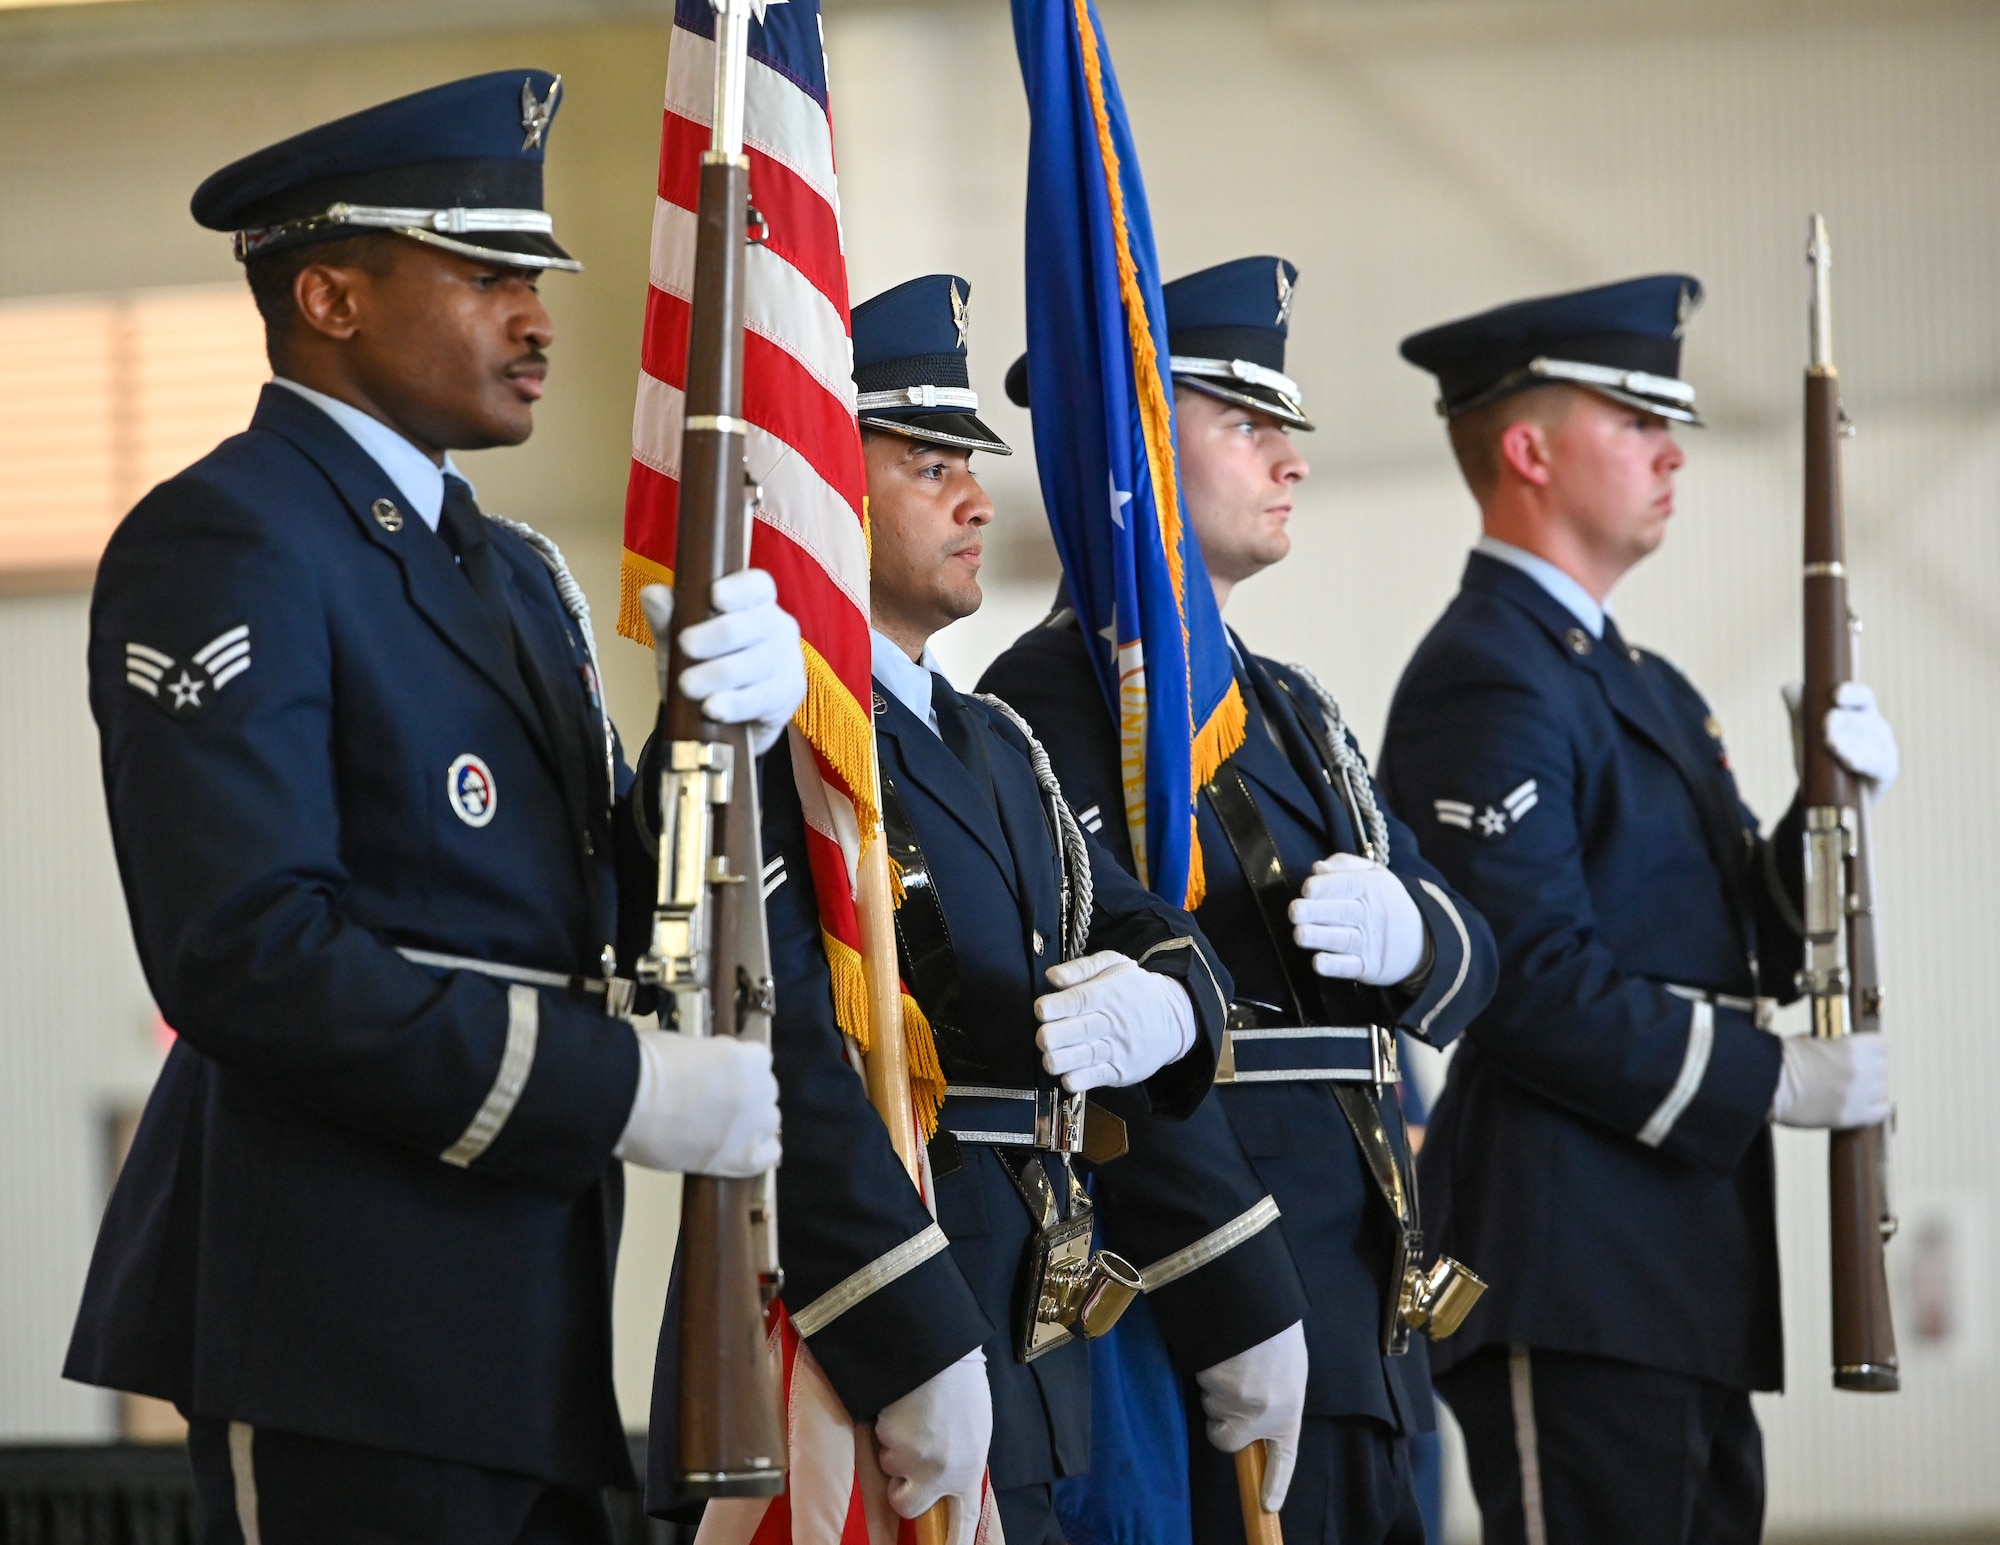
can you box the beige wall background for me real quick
[2,0,1996,1537]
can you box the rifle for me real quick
[640,0,788,1494]
[1799,213,1898,1394]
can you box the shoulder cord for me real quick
[483,513,616,807]
[1283,662,1392,867]
[973,691,1094,962]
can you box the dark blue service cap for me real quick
[853,275,1010,456]
[1002,254,1311,430]
[191,70,579,273]
[1162,255,1311,429]
[1400,274,1704,425]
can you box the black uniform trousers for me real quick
[1436,1346,1763,1545]
[1186,1405,1425,1545]
[186,1417,614,1545]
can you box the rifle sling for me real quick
[1201,765,1414,1237]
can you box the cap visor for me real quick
[396,226,581,273]
[1581,382,1703,427]
[859,410,1012,455]
[1175,377,1313,431]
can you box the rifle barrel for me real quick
[664,0,789,1493]
[1800,213,1898,1394]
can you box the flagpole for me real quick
[853,786,952,1545]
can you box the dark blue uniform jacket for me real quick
[66,385,648,1489]
[649,675,1232,1504]
[1378,551,1805,1392]
[981,620,1497,1431]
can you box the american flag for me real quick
[621,3,991,1541]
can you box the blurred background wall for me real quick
[2,1,1994,1538]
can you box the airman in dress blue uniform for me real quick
[983,256,1499,1545]
[646,276,1247,1545]
[64,72,808,1544]
[1380,276,1901,1545]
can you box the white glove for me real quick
[641,573,806,756]
[1288,854,1428,986]
[1035,951,1196,1093]
[1782,680,1900,795]
[874,1347,992,1545]
[614,1027,781,1176]
[1195,1321,1307,1512]
[1771,1033,1891,1130]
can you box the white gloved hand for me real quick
[1195,1321,1308,1512]
[1781,680,1900,795]
[1035,951,1196,1093]
[640,574,806,756]
[1770,1033,1891,1130]
[1288,854,1427,986]
[874,1347,992,1545]
[1826,681,1899,793]
[615,1027,781,1176]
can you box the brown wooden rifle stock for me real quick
[640,0,787,1496]
[1799,214,1898,1394]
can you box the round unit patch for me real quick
[447,754,498,828]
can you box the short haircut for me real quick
[243,233,395,361]
[1446,383,1578,500]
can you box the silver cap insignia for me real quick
[521,75,561,152]
[950,278,969,350]
[1275,261,1295,327]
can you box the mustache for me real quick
[506,350,550,373]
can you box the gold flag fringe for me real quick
[1181,680,1248,909]
[796,642,880,851]
[819,929,945,1139]
[895,990,947,1138]
[617,549,675,646]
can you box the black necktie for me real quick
[437,475,516,648]
[931,671,999,810]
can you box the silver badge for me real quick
[521,75,562,152]
[372,497,404,531]
[1274,261,1295,327]
[950,278,969,350]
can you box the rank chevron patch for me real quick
[124,624,252,718]
[1435,778,1539,841]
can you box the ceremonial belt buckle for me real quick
[1215,1006,1400,1087]
[1036,1087,1088,1154]
[1006,1156,1142,1363]
[941,1084,1088,1155]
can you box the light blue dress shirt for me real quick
[272,377,469,533]
[1475,534,1608,640]
[870,629,945,739]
